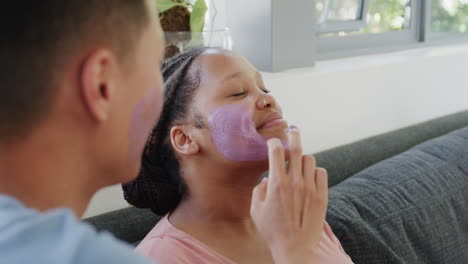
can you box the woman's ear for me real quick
[170,125,200,155]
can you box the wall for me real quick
[83,43,468,218]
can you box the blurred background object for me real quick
[158,0,232,59]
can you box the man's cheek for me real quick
[128,86,162,162]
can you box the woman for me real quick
[123,47,353,264]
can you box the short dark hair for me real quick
[0,0,150,143]
[123,47,208,216]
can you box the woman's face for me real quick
[186,49,288,164]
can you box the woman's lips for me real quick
[258,117,288,129]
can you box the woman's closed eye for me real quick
[232,91,247,97]
[230,86,270,97]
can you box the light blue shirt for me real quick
[0,195,154,264]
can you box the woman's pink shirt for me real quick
[136,215,353,264]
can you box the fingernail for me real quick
[318,167,328,173]
[286,125,299,132]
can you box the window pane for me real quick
[319,0,412,37]
[316,0,328,22]
[316,0,361,24]
[431,0,468,33]
[364,0,411,33]
[327,0,361,21]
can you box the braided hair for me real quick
[123,47,208,215]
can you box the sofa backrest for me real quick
[84,110,468,246]
[326,126,468,263]
[316,110,468,187]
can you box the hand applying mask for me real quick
[251,127,347,264]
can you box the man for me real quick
[1,1,164,263]
[0,1,327,263]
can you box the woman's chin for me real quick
[259,125,289,141]
[247,159,270,172]
[226,159,270,174]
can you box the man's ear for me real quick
[170,126,200,155]
[79,49,116,122]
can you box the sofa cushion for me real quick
[84,207,160,245]
[316,110,468,187]
[326,126,468,264]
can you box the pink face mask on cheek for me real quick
[208,104,287,162]
[129,86,162,161]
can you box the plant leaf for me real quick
[157,0,185,14]
[190,0,208,32]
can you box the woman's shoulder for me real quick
[135,215,194,263]
[136,215,185,251]
[136,235,192,264]
[135,215,236,264]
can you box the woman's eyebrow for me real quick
[223,71,263,84]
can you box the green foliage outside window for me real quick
[319,0,468,36]
[363,0,410,34]
[365,0,468,34]
[431,0,468,33]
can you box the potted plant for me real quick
[158,0,232,59]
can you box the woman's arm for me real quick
[250,128,328,264]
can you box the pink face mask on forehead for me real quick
[208,104,287,162]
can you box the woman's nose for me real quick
[256,93,276,110]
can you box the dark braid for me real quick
[122,47,208,215]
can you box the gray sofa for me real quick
[84,110,468,263]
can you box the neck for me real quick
[171,158,267,231]
[0,129,98,218]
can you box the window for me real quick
[226,0,468,71]
[318,0,412,36]
[364,0,412,33]
[317,0,419,59]
[316,0,368,33]
[430,0,468,33]
[317,0,468,60]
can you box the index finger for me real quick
[286,127,303,180]
[266,138,286,197]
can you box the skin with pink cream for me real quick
[208,104,288,162]
[129,87,162,162]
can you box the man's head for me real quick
[0,1,165,188]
